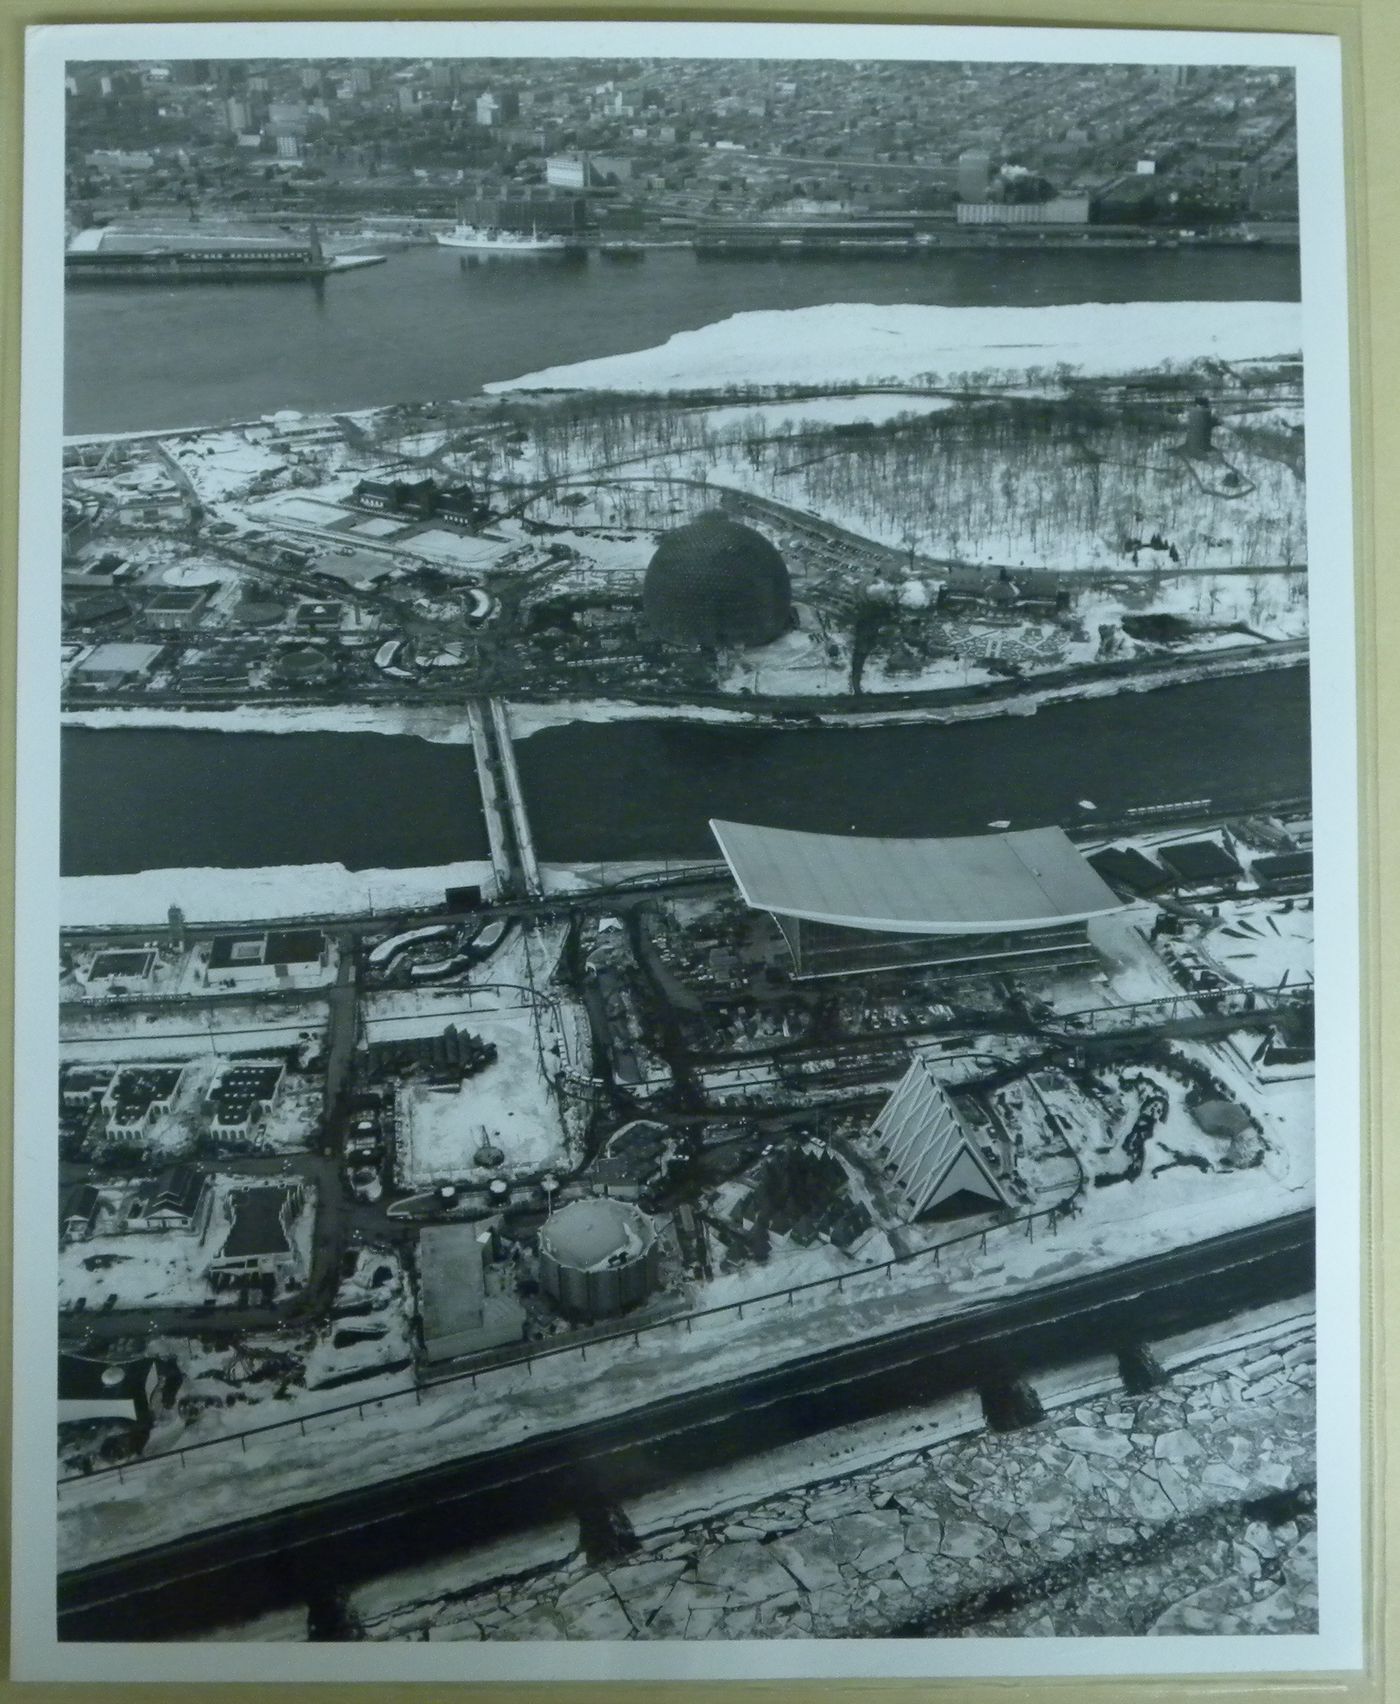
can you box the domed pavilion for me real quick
[642,510,792,649]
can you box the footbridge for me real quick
[466,698,542,902]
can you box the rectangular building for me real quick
[956,195,1091,225]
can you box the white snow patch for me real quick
[63,861,495,928]
[488,301,1302,396]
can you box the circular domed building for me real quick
[642,511,792,649]
[537,1197,660,1319]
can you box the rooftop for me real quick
[220,1187,292,1259]
[710,820,1123,936]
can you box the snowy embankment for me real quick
[486,300,1302,396]
[61,706,475,745]
[63,861,496,928]
[61,857,713,928]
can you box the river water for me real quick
[64,243,1300,435]
[62,242,1307,878]
[61,669,1310,876]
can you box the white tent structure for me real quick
[869,1054,1013,1221]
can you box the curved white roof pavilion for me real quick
[709,820,1122,936]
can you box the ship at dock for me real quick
[434,221,578,255]
[64,224,384,284]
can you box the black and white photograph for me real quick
[12,18,1362,1684]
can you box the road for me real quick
[57,1208,1313,1640]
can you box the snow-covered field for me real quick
[488,301,1301,396]
[402,530,515,569]
[691,392,958,435]
[60,995,328,1064]
[1197,899,1313,989]
[396,1026,566,1182]
[371,926,579,1183]
[166,431,292,504]
[62,861,495,929]
[61,1225,214,1312]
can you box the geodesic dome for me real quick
[642,511,792,649]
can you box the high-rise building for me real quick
[475,88,519,126]
[957,147,992,203]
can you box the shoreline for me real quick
[61,644,1308,747]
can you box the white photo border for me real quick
[13,17,1362,1683]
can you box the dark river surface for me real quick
[64,243,1300,435]
[62,242,1306,878]
[61,667,1311,877]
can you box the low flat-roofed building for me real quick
[101,1064,184,1137]
[204,929,329,986]
[58,1354,159,1429]
[1251,849,1313,889]
[145,585,212,631]
[710,819,1123,981]
[83,947,157,987]
[1157,838,1243,888]
[70,641,165,688]
[311,550,398,590]
[294,599,345,631]
[208,1183,304,1285]
[1088,845,1174,897]
[208,1059,285,1141]
[417,1222,526,1362]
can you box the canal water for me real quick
[61,668,1311,876]
[64,243,1300,435]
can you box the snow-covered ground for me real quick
[57,1070,1312,1569]
[59,1177,313,1312]
[60,995,328,1064]
[692,392,958,436]
[62,861,496,929]
[1196,899,1313,989]
[369,926,580,1184]
[166,431,293,504]
[488,301,1301,396]
[62,1224,214,1312]
[62,706,477,744]
[396,1036,563,1182]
